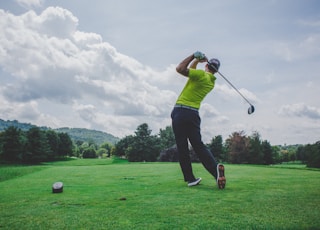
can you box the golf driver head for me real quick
[248,105,255,114]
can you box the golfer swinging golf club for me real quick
[171,51,226,189]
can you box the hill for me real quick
[55,127,119,145]
[0,119,44,131]
[0,119,119,145]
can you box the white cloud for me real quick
[279,103,320,119]
[0,92,63,128]
[1,1,320,145]
[214,84,258,105]
[0,7,177,138]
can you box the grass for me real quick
[0,159,319,229]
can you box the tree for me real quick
[288,146,297,162]
[296,145,307,163]
[262,140,273,165]
[159,146,179,162]
[97,148,107,158]
[135,123,151,137]
[82,147,97,158]
[46,130,60,160]
[100,142,113,157]
[280,149,289,162]
[225,131,249,164]
[247,132,263,164]
[305,141,320,168]
[207,135,225,162]
[0,126,25,162]
[112,135,134,158]
[158,126,176,149]
[25,127,51,163]
[272,146,282,164]
[57,132,73,157]
[126,123,161,162]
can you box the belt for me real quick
[174,104,199,112]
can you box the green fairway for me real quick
[0,159,319,229]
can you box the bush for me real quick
[159,145,199,163]
[159,146,178,162]
[82,148,97,158]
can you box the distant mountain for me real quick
[0,119,119,145]
[0,119,44,131]
[55,127,119,145]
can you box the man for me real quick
[171,51,226,189]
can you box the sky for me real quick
[0,0,319,145]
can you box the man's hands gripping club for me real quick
[193,51,207,61]
[176,51,207,77]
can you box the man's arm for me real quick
[176,54,194,77]
[190,59,200,69]
[176,53,207,77]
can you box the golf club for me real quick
[208,61,255,114]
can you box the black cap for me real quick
[208,58,220,72]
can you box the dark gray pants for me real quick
[171,107,218,182]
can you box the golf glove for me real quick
[194,51,205,60]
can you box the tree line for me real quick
[1,123,319,168]
[112,123,320,168]
[0,126,114,164]
[0,126,73,163]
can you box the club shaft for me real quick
[216,70,253,106]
